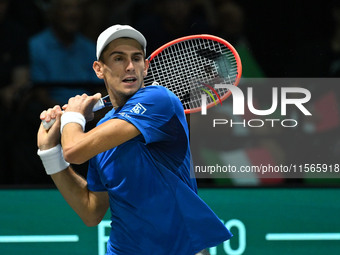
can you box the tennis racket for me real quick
[42,34,241,129]
[144,34,242,114]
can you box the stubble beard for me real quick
[115,81,144,106]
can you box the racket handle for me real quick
[42,98,106,130]
[42,118,56,130]
[92,97,106,112]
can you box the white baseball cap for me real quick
[96,24,147,60]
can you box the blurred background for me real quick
[1,1,340,254]
[0,0,339,187]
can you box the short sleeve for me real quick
[114,86,179,144]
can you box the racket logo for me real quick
[200,83,223,106]
[201,83,231,115]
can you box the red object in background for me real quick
[246,147,284,184]
[314,91,340,132]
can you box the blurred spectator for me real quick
[0,0,30,184]
[29,0,101,106]
[328,1,340,76]
[0,0,29,109]
[287,1,340,77]
[213,0,265,78]
[80,0,112,42]
[7,0,103,185]
[134,0,214,54]
[81,0,138,42]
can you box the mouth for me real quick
[122,77,137,84]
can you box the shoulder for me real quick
[133,86,179,110]
[30,29,51,43]
[136,85,178,102]
[114,86,176,118]
[29,29,53,50]
[125,86,184,118]
[75,34,96,49]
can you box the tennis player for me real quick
[37,24,232,255]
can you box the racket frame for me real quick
[146,34,242,114]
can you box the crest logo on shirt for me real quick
[130,103,147,114]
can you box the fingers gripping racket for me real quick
[42,34,241,129]
[42,95,112,130]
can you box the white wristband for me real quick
[60,112,86,133]
[37,145,70,175]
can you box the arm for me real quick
[37,106,109,226]
[51,167,109,227]
[60,94,141,164]
[0,66,29,110]
[62,119,140,164]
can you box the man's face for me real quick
[53,0,83,34]
[98,38,148,104]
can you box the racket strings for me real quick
[144,38,239,111]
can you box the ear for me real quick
[143,59,149,77]
[93,61,104,79]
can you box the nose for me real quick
[126,59,135,72]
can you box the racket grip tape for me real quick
[41,98,106,130]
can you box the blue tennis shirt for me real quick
[87,86,232,255]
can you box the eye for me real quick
[132,55,143,62]
[114,56,123,62]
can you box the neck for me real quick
[108,90,133,109]
[51,26,76,47]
